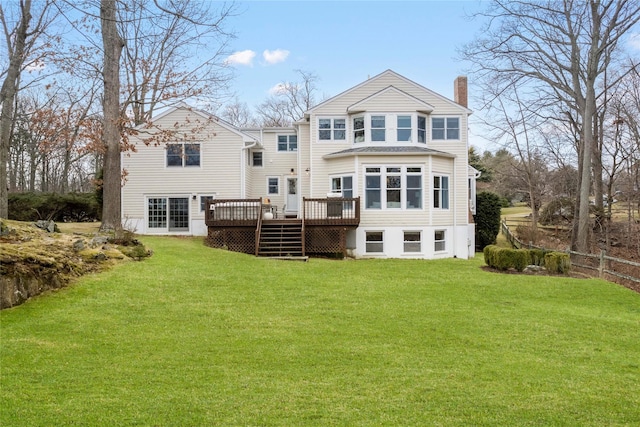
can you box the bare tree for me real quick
[461,0,640,252]
[118,0,236,126]
[0,0,58,218]
[256,69,321,126]
[220,98,257,128]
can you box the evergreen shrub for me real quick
[474,191,502,251]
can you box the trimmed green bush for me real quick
[474,191,502,250]
[484,245,528,271]
[544,252,571,274]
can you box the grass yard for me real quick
[1,237,639,426]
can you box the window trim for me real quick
[146,196,190,233]
[166,143,201,168]
[365,231,384,253]
[364,165,423,210]
[199,195,216,213]
[403,231,422,253]
[433,174,450,210]
[431,116,461,141]
[267,176,280,195]
[252,151,263,167]
[318,117,347,141]
[434,229,446,252]
[277,134,298,152]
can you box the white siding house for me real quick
[121,70,477,259]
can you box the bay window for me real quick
[371,115,386,141]
[397,115,412,141]
[365,166,423,210]
[353,116,365,142]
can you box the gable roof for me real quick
[347,86,434,114]
[305,69,472,116]
[139,102,261,145]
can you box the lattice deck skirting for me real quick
[206,225,354,257]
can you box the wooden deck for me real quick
[205,197,360,257]
[205,197,360,228]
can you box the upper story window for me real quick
[319,118,346,141]
[252,151,263,167]
[353,116,365,142]
[167,143,200,167]
[350,114,428,144]
[417,116,426,143]
[397,115,412,141]
[432,117,460,140]
[371,116,386,141]
[277,135,297,152]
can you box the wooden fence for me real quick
[501,220,640,289]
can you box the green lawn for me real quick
[1,237,639,426]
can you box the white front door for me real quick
[286,177,298,213]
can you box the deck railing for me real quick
[205,199,262,226]
[303,197,360,226]
[206,197,361,227]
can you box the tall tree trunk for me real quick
[100,0,124,231]
[0,0,32,218]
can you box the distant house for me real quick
[121,70,478,259]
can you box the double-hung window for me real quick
[167,143,200,167]
[397,115,412,141]
[267,177,279,195]
[371,115,386,141]
[386,167,401,208]
[365,168,382,209]
[417,116,426,143]
[432,117,460,140]
[353,116,365,142]
[404,231,421,253]
[433,175,449,209]
[365,231,384,253]
[434,230,446,252]
[406,167,422,209]
[277,135,297,151]
[319,118,346,141]
[252,151,263,167]
[331,176,353,198]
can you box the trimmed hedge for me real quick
[8,192,100,222]
[483,245,571,274]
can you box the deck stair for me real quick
[258,220,305,258]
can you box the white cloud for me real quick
[628,33,640,51]
[225,50,256,66]
[268,82,287,95]
[263,49,290,65]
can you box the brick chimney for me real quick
[454,76,468,108]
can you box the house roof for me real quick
[139,102,261,145]
[305,69,473,116]
[323,146,456,159]
[346,85,434,114]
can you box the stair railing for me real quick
[255,197,264,256]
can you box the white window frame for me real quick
[403,231,422,253]
[252,151,263,167]
[146,196,190,232]
[267,177,280,195]
[364,166,423,210]
[166,143,201,167]
[433,175,450,210]
[318,117,347,141]
[353,116,365,143]
[277,135,297,152]
[434,230,446,252]
[365,231,384,253]
[431,117,460,140]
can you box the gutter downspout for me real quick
[241,137,260,199]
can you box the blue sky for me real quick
[224,1,486,110]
